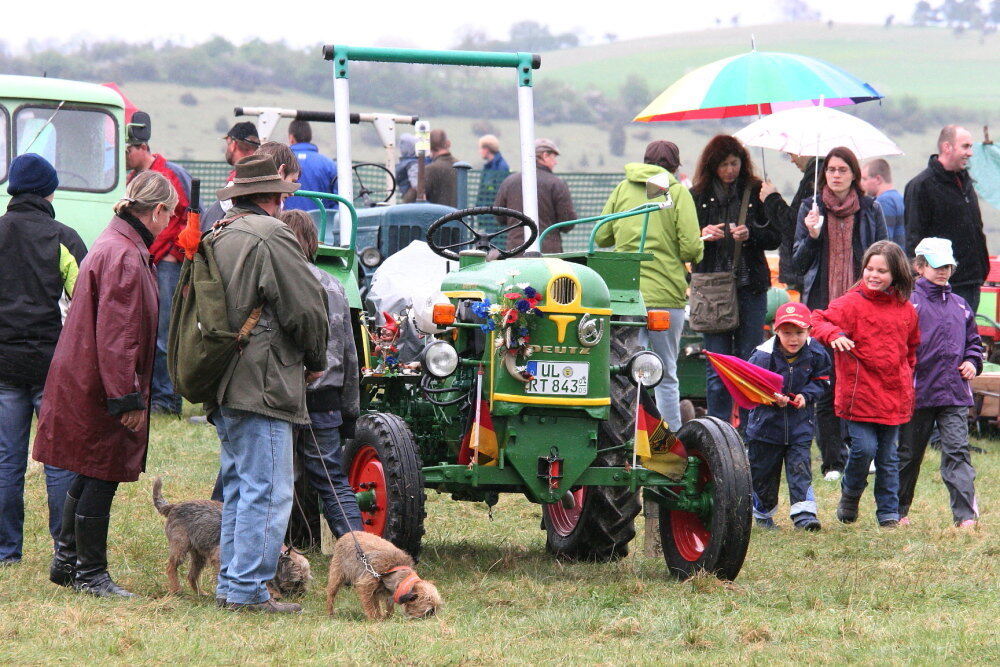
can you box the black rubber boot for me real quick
[72,515,135,598]
[836,493,861,524]
[49,492,79,587]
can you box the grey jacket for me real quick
[306,264,360,437]
[208,205,328,425]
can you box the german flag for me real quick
[457,397,498,466]
[635,389,687,479]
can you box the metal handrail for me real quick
[535,202,666,253]
[293,190,358,253]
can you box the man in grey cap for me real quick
[495,138,577,253]
[205,155,328,613]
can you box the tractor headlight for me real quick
[627,351,663,387]
[577,313,604,347]
[422,341,459,378]
[360,246,382,268]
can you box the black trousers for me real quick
[68,475,119,517]
[951,284,981,313]
[748,439,817,521]
[814,365,847,473]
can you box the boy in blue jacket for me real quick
[745,302,831,531]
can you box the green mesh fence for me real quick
[177,161,623,252]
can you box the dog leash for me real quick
[306,425,383,581]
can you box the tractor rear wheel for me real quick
[542,325,641,561]
[344,413,426,558]
[658,416,752,581]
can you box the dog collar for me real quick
[383,566,421,604]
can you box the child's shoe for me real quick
[836,493,860,523]
[755,517,779,530]
[878,519,899,528]
[823,470,841,482]
[793,515,822,531]
[868,461,876,474]
[957,519,978,529]
[898,516,911,526]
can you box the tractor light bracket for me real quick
[642,457,713,519]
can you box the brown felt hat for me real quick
[216,155,299,200]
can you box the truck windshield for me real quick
[14,106,117,193]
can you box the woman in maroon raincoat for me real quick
[33,171,177,597]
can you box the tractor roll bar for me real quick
[293,190,359,253]
[235,107,419,126]
[322,45,542,252]
[535,203,667,254]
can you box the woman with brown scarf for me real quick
[792,146,888,481]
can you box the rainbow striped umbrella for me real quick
[704,351,788,410]
[633,50,882,122]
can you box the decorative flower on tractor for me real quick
[470,284,545,381]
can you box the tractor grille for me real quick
[549,277,577,305]
[387,225,424,253]
[418,225,464,252]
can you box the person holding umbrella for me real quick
[690,135,781,423]
[793,146,887,480]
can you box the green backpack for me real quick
[167,216,261,404]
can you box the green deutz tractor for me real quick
[314,45,752,580]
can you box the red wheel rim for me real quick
[669,449,712,562]
[348,445,388,536]
[545,488,587,537]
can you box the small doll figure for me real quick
[370,312,400,374]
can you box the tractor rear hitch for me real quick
[537,448,564,491]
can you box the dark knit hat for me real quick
[644,140,681,173]
[8,153,59,198]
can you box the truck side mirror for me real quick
[127,111,152,144]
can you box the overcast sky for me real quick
[4,0,919,53]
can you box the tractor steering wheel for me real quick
[425,206,538,261]
[352,162,396,207]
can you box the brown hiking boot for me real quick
[226,598,301,614]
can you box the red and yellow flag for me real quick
[635,389,687,478]
[457,397,498,466]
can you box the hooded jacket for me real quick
[745,336,831,445]
[691,178,780,294]
[811,285,920,425]
[904,155,988,288]
[910,277,983,409]
[792,193,887,310]
[596,163,703,309]
[0,194,87,385]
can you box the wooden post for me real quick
[643,499,663,558]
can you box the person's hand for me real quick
[731,224,749,242]
[958,361,977,380]
[701,223,725,241]
[805,208,822,239]
[790,394,806,409]
[774,393,790,407]
[305,370,323,383]
[760,180,777,200]
[830,336,855,353]
[120,409,146,431]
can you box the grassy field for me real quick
[1,410,997,663]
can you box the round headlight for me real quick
[629,351,663,387]
[423,341,459,378]
[360,246,382,268]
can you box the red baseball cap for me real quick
[773,302,811,330]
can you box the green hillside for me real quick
[540,22,1000,113]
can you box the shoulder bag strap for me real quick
[730,186,752,275]
[206,212,263,344]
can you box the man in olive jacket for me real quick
[596,141,704,431]
[207,155,328,613]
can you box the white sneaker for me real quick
[824,470,841,482]
[869,461,877,474]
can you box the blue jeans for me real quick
[296,425,363,538]
[152,259,182,413]
[703,289,768,421]
[639,307,686,431]
[212,406,294,604]
[843,420,900,523]
[0,380,75,562]
[748,440,817,522]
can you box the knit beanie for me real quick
[8,153,59,198]
[643,140,681,173]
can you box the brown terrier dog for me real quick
[152,477,311,598]
[326,531,442,620]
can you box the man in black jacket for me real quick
[0,154,86,565]
[905,125,988,310]
[761,153,823,292]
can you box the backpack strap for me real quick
[208,212,263,348]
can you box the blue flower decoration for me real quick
[516,299,530,312]
[530,308,544,317]
[519,327,530,336]
[524,286,537,298]
[385,355,397,365]
[487,320,496,331]
[480,324,490,332]
[470,298,491,319]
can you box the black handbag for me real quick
[688,188,751,334]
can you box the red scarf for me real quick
[823,186,860,301]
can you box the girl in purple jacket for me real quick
[898,238,982,528]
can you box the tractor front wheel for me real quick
[658,416,752,581]
[344,413,426,558]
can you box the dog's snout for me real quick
[424,608,436,618]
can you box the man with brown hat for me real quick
[495,138,577,253]
[207,155,328,613]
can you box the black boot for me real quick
[836,493,861,524]
[73,515,135,598]
[49,492,79,587]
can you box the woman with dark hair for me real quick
[690,134,781,422]
[792,146,887,481]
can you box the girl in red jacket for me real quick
[811,240,919,527]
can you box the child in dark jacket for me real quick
[898,238,982,528]
[745,302,831,531]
